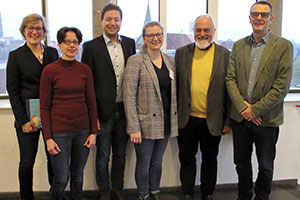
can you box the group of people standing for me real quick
[6,1,293,200]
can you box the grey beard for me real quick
[196,40,213,49]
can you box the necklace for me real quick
[31,44,44,64]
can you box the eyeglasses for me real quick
[26,26,43,33]
[144,33,163,40]
[63,40,79,45]
[250,12,271,19]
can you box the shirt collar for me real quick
[103,33,122,45]
[250,30,271,44]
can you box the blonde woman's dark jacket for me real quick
[7,43,58,128]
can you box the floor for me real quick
[1,184,300,200]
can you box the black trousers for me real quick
[231,120,279,200]
[16,127,53,200]
[177,117,221,196]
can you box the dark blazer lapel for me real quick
[210,43,220,84]
[24,44,42,68]
[99,35,115,73]
[42,45,53,68]
[186,44,195,87]
[254,34,276,85]
[42,45,48,68]
[143,51,162,101]
[120,36,130,65]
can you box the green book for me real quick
[26,99,42,129]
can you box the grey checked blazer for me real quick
[123,48,178,139]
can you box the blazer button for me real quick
[153,114,156,117]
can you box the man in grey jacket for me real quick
[175,14,231,200]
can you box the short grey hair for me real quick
[194,14,216,30]
[250,1,272,15]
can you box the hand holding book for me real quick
[26,99,42,129]
[21,121,38,133]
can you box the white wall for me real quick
[1,100,300,192]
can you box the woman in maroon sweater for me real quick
[40,27,98,200]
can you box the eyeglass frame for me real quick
[63,40,79,45]
[250,12,272,19]
[144,33,163,40]
[25,26,44,33]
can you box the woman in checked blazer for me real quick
[123,21,178,200]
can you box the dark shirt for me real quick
[40,58,98,140]
[152,61,171,114]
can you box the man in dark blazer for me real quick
[226,1,293,199]
[175,15,230,200]
[81,3,135,200]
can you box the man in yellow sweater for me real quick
[175,15,231,200]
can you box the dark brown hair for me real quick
[57,27,82,44]
[101,3,123,20]
[250,1,273,15]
